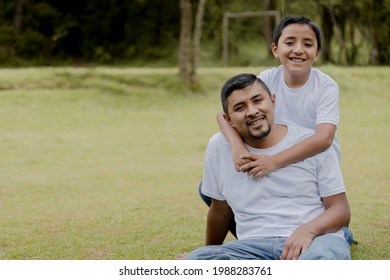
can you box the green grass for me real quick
[0,66,389,260]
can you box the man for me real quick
[186,73,351,260]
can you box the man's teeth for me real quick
[249,117,264,125]
[291,58,304,62]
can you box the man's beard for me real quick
[249,124,271,140]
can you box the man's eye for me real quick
[235,106,244,112]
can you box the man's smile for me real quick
[247,116,265,127]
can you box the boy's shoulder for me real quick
[259,65,282,76]
[311,68,338,85]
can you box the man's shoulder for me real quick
[208,132,229,146]
[209,131,225,141]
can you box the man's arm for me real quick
[280,192,350,260]
[205,198,235,245]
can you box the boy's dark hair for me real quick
[273,15,322,51]
[221,73,272,114]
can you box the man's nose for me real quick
[246,103,258,116]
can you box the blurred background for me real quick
[0,0,389,67]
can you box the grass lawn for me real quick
[0,66,388,260]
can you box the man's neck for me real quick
[246,124,288,149]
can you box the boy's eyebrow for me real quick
[283,36,315,41]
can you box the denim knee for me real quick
[187,246,230,260]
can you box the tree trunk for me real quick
[262,0,276,58]
[13,0,24,35]
[190,0,207,85]
[179,0,192,83]
[179,0,207,89]
[320,4,333,63]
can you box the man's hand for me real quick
[280,224,315,260]
[239,154,277,177]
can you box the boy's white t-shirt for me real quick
[201,126,345,240]
[259,66,341,161]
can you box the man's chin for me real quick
[250,128,271,140]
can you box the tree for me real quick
[13,0,23,35]
[178,0,207,88]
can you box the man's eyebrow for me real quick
[232,101,245,110]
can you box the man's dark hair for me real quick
[273,15,322,51]
[221,73,271,114]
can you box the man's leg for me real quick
[343,226,355,246]
[298,234,351,260]
[187,238,279,260]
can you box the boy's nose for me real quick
[293,43,303,54]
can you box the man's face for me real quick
[224,82,275,147]
[272,23,320,78]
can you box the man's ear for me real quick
[223,113,235,128]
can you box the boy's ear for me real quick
[315,50,321,61]
[271,43,279,58]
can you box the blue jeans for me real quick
[198,181,354,246]
[187,234,351,260]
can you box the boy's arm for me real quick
[280,192,350,260]
[205,199,235,245]
[216,111,251,171]
[242,123,337,177]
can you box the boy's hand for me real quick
[232,148,252,171]
[233,154,253,171]
[239,154,277,177]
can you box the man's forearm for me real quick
[205,199,234,245]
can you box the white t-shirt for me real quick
[259,66,341,161]
[201,126,345,240]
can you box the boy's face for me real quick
[224,82,275,148]
[271,23,320,78]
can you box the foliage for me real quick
[0,66,389,259]
[0,0,388,66]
